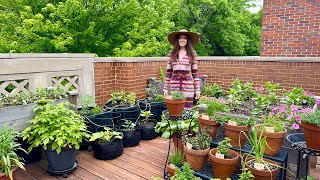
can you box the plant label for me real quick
[186,142,193,149]
[167,95,173,99]
[254,163,265,171]
[228,120,237,126]
[215,152,225,159]
[201,114,209,120]
[169,163,176,169]
[266,126,275,133]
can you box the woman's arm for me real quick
[163,54,173,94]
[192,52,200,97]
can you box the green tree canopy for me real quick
[0,0,262,56]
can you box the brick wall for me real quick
[261,0,320,57]
[94,57,320,106]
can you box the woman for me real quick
[163,29,201,109]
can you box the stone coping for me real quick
[0,53,96,59]
[94,56,320,63]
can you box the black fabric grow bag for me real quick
[140,121,157,140]
[122,129,141,147]
[104,102,140,123]
[139,100,167,121]
[86,112,119,133]
[92,139,124,160]
[45,145,77,171]
[17,138,42,164]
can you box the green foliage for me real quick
[78,95,103,116]
[243,124,266,163]
[121,120,136,131]
[228,79,257,105]
[160,67,166,83]
[79,95,96,108]
[239,167,254,180]
[154,94,165,102]
[182,131,211,150]
[301,110,320,127]
[217,137,231,156]
[140,110,154,124]
[201,83,225,98]
[168,150,184,167]
[261,115,286,132]
[206,98,230,117]
[219,115,254,126]
[108,91,136,106]
[89,127,122,143]
[285,88,316,107]
[0,125,26,180]
[21,102,88,154]
[171,163,201,180]
[155,116,198,138]
[171,91,186,100]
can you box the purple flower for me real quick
[292,123,300,130]
[290,104,298,111]
[258,87,265,91]
[272,107,279,111]
[302,108,313,113]
[302,99,306,104]
[219,98,226,104]
[270,112,275,117]
[295,116,301,121]
[279,105,286,113]
[287,114,293,120]
[316,99,320,105]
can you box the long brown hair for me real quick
[170,34,195,64]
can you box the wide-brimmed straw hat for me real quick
[167,29,200,46]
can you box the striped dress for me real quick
[163,51,200,109]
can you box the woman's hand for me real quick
[164,92,168,98]
[195,93,200,99]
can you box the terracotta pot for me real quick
[172,134,184,154]
[301,121,320,150]
[209,148,239,180]
[198,114,220,139]
[257,127,287,156]
[183,145,209,171]
[0,166,18,180]
[165,98,186,117]
[224,124,251,148]
[245,157,279,180]
[167,163,175,177]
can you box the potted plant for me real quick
[140,111,157,140]
[118,119,141,147]
[257,115,287,156]
[0,125,26,180]
[21,102,88,176]
[78,95,103,117]
[224,115,254,148]
[171,163,201,180]
[300,110,320,150]
[165,91,186,117]
[239,167,255,180]
[155,116,198,154]
[243,124,279,180]
[89,127,123,160]
[167,150,184,177]
[209,137,239,180]
[182,131,211,171]
[198,97,229,139]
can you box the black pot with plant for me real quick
[139,111,158,140]
[21,102,89,177]
[118,119,141,147]
[89,127,124,160]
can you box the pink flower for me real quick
[258,87,265,91]
[301,108,313,113]
[270,112,275,117]
[279,105,286,113]
[219,98,226,104]
[201,96,207,101]
[292,123,300,130]
[287,114,293,120]
[295,116,301,121]
[290,104,298,111]
[302,99,306,104]
[272,107,279,111]
[316,99,320,105]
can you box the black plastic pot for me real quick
[45,145,77,171]
[140,121,157,140]
[92,139,124,160]
[17,138,42,164]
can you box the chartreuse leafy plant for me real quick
[168,150,184,168]
[21,102,89,154]
[78,95,103,116]
[239,167,254,180]
[217,137,231,156]
[171,163,201,180]
[201,83,225,98]
[108,91,137,106]
[121,120,136,131]
[0,125,26,180]
[89,127,122,143]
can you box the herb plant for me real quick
[140,110,154,124]
[206,98,230,117]
[168,150,184,168]
[217,137,231,156]
[182,131,211,150]
[228,79,257,105]
[89,127,122,143]
[154,94,165,102]
[239,167,254,180]
[21,102,89,154]
[0,125,26,180]
[201,83,225,98]
[171,163,201,180]
[301,110,320,127]
[171,91,186,100]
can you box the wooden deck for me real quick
[15,137,171,180]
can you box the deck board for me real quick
[15,137,170,180]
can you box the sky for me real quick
[247,0,263,13]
